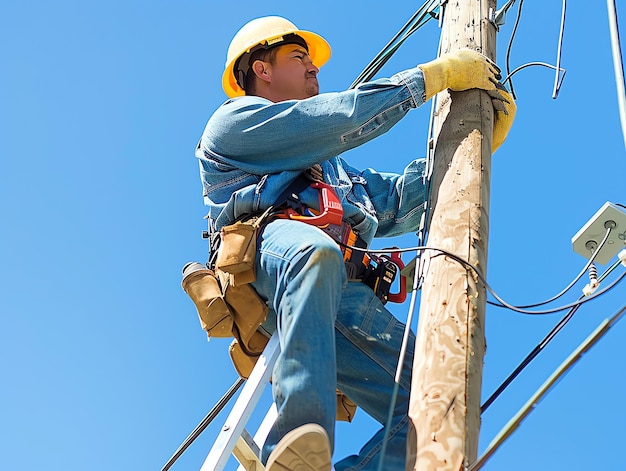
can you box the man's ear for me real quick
[251,60,271,84]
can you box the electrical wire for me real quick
[552,0,567,99]
[493,271,625,315]
[377,242,425,471]
[161,377,245,471]
[502,61,566,87]
[419,24,445,248]
[482,257,624,412]
[472,303,626,471]
[352,2,437,87]
[346,242,624,413]
[503,0,567,99]
[606,0,626,150]
[339,242,626,315]
[350,0,438,88]
[488,226,613,309]
[504,0,524,99]
[480,304,580,413]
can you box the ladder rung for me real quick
[233,429,265,471]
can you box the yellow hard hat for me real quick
[222,16,332,98]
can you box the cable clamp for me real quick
[489,0,517,31]
[437,0,448,27]
[619,249,626,267]
[582,280,599,297]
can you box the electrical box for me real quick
[572,202,626,265]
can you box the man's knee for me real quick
[299,237,344,271]
[256,222,348,298]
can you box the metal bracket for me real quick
[438,0,448,27]
[572,202,626,265]
[489,0,518,31]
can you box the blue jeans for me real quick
[252,219,414,471]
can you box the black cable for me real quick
[346,240,625,411]
[552,0,567,99]
[503,1,569,98]
[483,256,625,412]
[435,251,626,315]
[351,4,432,87]
[504,0,524,99]
[480,304,580,412]
[350,0,438,88]
[502,61,566,87]
[488,226,612,309]
[476,254,622,411]
[161,377,245,471]
[340,242,626,316]
[348,242,624,411]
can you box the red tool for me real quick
[282,181,343,227]
[387,251,407,304]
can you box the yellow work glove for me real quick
[490,83,516,153]
[419,49,501,101]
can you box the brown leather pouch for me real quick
[228,331,270,378]
[216,222,257,276]
[181,269,233,338]
[219,270,269,355]
[336,392,357,422]
[182,259,268,352]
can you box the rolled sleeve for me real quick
[392,67,427,108]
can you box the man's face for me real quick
[267,44,320,100]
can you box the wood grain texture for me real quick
[408,1,496,470]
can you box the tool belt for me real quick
[181,171,405,422]
[212,192,404,304]
[182,175,406,348]
[181,209,272,357]
[273,179,406,304]
[317,219,406,304]
[181,206,358,422]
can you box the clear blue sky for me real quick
[2,1,625,470]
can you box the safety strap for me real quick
[262,172,406,304]
[272,173,316,212]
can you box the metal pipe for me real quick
[552,0,567,98]
[607,0,626,150]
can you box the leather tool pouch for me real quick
[183,212,270,351]
[216,222,257,278]
[182,266,268,355]
[181,269,233,338]
[219,270,268,355]
[215,209,272,284]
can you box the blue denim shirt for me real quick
[196,67,429,245]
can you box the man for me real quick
[195,16,514,471]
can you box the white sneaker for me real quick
[266,423,332,471]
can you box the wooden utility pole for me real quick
[407,1,497,470]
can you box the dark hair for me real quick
[244,47,279,95]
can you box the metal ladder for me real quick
[199,334,280,471]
